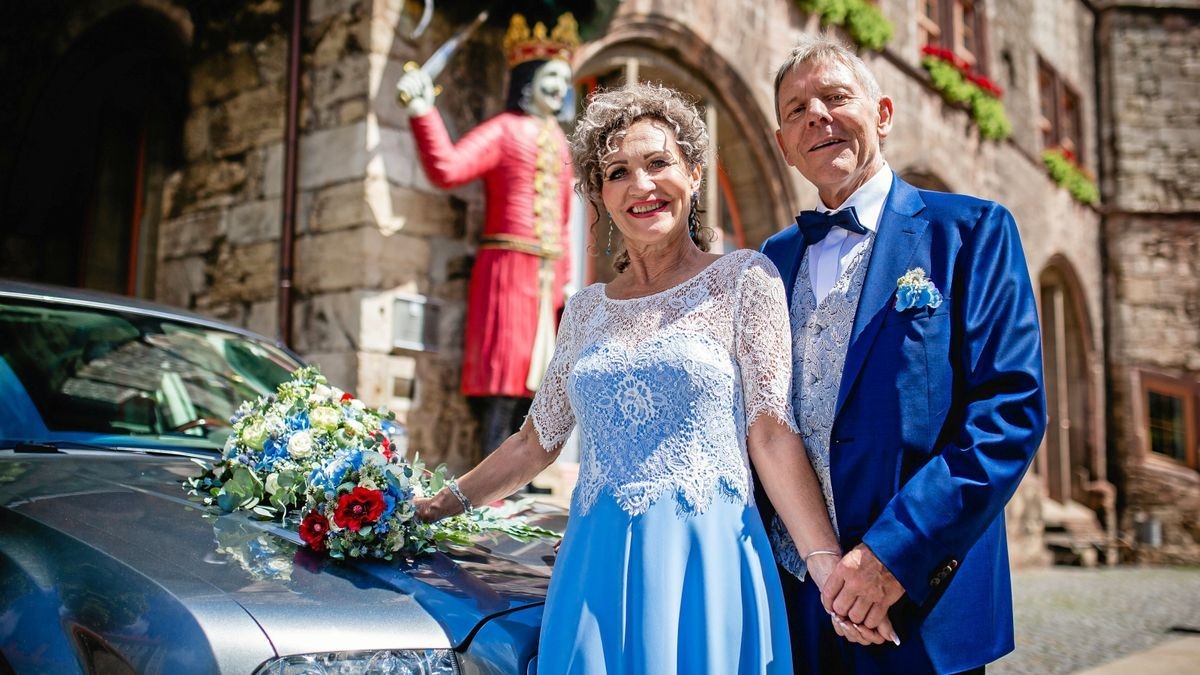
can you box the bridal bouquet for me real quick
[187,367,556,560]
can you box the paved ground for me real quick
[994,566,1200,674]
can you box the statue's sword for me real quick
[397,8,489,105]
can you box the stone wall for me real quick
[149,0,491,471]
[1098,6,1200,563]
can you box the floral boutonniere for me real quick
[895,267,944,311]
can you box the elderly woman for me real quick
[419,83,850,673]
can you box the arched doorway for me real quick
[572,20,794,283]
[1038,260,1097,504]
[1,6,187,297]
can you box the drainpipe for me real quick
[1083,0,1118,566]
[278,0,304,347]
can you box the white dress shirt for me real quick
[808,164,894,304]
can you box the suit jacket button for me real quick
[930,577,941,587]
[942,565,953,575]
[949,559,959,570]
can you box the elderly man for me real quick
[759,33,1046,674]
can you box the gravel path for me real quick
[993,566,1200,674]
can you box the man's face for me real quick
[774,59,893,207]
[529,59,572,117]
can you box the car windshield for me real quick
[0,296,301,451]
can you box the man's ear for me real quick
[877,96,895,140]
[775,128,795,168]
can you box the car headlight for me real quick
[254,649,459,674]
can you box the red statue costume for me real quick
[409,109,573,398]
[397,13,578,461]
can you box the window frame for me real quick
[1137,370,1199,471]
[1037,56,1086,163]
[920,0,989,75]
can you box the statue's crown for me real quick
[503,13,580,67]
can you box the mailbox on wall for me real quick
[391,294,440,353]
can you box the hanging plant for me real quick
[1042,147,1099,205]
[920,45,1011,141]
[798,0,894,51]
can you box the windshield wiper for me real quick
[13,442,64,454]
[8,439,122,454]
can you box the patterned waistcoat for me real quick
[771,235,876,579]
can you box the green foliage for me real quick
[921,56,1012,141]
[1043,149,1100,205]
[970,92,1012,141]
[798,0,894,51]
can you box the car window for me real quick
[0,298,300,449]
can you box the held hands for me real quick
[396,66,436,116]
[818,544,904,646]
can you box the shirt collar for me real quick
[816,163,893,234]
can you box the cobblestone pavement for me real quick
[993,566,1200,674]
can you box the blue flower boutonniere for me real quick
[895,267,944,311]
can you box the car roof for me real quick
[0,279,284,347]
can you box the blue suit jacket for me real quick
[761,175,1046,673]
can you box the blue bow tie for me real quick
[794,207,868,246]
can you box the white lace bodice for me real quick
[528,249,798,516]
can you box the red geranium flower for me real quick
[340,392,354,403]
[334,487,386,530]
[299,511,330,551]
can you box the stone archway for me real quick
[0,5,189,297]
[1038,256,1100,504]
[573,15,796,277]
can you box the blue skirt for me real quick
[536,491,793,674]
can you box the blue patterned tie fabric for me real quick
[794,206,868,245]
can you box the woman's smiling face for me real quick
[600,118,701,249]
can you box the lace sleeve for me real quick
[527,293,580,451]
[734,253,800,433]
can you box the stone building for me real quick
[0,0,1195,563]
[1094,0,1200,564]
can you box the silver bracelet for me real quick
[803,549,841,563]
[445,478,473,514]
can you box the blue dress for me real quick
[529,250,799,674]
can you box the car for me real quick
[0,280,562,674]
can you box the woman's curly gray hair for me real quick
[570,82,713,272]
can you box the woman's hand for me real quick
[805,552,840,591]
[414,497,438,523]
[830,612,900,647]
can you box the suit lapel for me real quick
[835,176,929,417]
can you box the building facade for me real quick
[1,0,1195,563]
[1095,0,1200,563]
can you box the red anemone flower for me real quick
[378,433,393,460]
[334,487,386,530]
[299,511,330,551]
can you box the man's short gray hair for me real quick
[773,33,883,124]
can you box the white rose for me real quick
[350,398,366,411]
[343,419,366,437]
[240,420,268,450]
[288,430,314,458]
[310,406,340,431]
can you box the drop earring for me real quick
[606,219,614,256]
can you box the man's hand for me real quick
[396,68,436,116]
[822,543,905,630]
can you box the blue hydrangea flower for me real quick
[895,267,944,311]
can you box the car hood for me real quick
[0,452,559,656]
